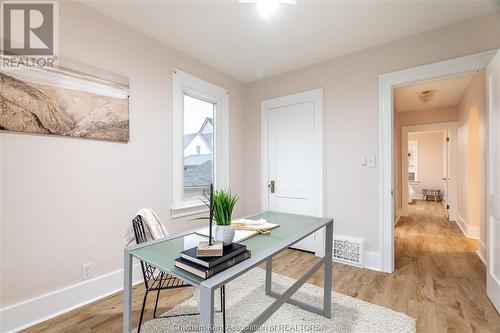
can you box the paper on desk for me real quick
[231,218,279,231]
[195,228,256,243]
[195,219,279,243]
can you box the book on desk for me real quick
[181,243,247,268]
[175,249,251,279]
[175,243,251,279]
[175,219,279,279]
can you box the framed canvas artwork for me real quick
[0,58,129,142]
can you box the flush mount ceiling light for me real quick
[419,90,434,103]
[239,0,297,21]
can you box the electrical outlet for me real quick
[81,263,94,281]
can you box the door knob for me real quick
[268,180,275,193]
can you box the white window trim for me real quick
[171,68,229,217]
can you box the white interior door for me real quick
[442,131,450,219]
[487,51,500,313]
[442,130,458,220]
[262,89,323,254]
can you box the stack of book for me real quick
[175,243,251,279]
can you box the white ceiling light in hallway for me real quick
[239,0,297,20]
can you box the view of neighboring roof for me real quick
[183,118,214,188]
[201,133,213,150]
[183,133,198,149]
[184,154,212,167]
[184,160,212,188]
[184,117,213,150]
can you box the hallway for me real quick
[396,201,499,332]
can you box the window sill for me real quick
[170,202,208,219]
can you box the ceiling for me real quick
[82,1,500,83]
[394,74,478,112]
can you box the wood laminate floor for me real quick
[23,201,500,332]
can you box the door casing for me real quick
[379,50,498,273]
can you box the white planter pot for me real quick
[214,225,235,246]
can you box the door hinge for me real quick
[446,204,450,210]
[446,137,450,142]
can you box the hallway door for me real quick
[486,50,500,313]
[443,130,451,219]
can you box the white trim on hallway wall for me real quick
[379,50,497,273]
[455,214,486,266]
[455,214,480,239]
[261,88,324,256]
[401,122,458,221]
[0,265,143,333]
[477,240,487,265]
[456,214,481,239]
[486,51,500,312]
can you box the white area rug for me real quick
[138,268,416,332]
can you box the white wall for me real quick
[457,74,486,252]
[244,12,500,263]
[0,2,246,308]
[407,132,446,198]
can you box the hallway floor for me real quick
[23,201,500,332]
[396,201,499,332]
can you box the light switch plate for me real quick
[366,155,376,167]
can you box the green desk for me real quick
[124,211,333,332]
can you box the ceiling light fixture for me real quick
[240,0,297,21]
[419,90,434,103]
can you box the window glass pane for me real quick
[183,94,214,201]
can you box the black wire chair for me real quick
[132,215,226,333]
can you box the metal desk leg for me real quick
[265,257,272,296]
[199,285,214,333]
[123,248,133,333]
[323,221,333,318]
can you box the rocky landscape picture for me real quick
[0,65,129,142]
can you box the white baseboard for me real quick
[455,214,468,237]
[394,215,401,226]
[455,214,480,239]
[0,264,143,333]
[364,252,381,271]
[329,249,381,272]
[477,240,487,266]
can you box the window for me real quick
[408,140,419,182]
[183,95,214,201]
[172,69,229,216]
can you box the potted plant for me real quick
[200,188,238,245]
